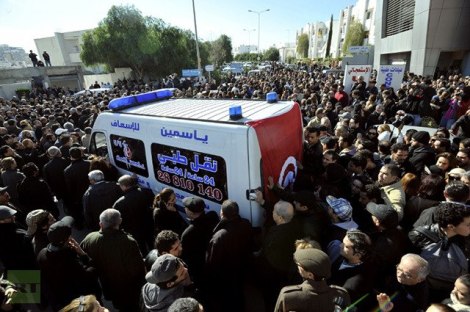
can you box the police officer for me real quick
[274,248,350,312]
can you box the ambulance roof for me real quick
[109,98,297,124]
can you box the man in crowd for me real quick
[275,248,350,312]
[113,174,154,254]
[80,208,146,311]
[377,164,406,222]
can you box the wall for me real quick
[0,82,31,100]
[83,68,133,89]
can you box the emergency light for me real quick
[266,92,278,103]
[108,89,173,111]
[229,105,243,120]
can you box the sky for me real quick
[0,0,356,53]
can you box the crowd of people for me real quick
[0,63,470,312]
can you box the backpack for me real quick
[415,226,468,290]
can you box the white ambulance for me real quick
[89,89,303,227]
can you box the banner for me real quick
[343,65,372,94]
[377,65,406,92]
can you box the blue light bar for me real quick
[266,92,278,103]
[108,89,173,111]
[229,105,243,120]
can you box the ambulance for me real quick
[89,89,303,227]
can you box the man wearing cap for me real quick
[141,254,191,312]
[409,131,436,175]
[63,146,90,229]
[325,196,358,244]
[0,205,36,271]
[37,216,101,310]
[274,248,350,312]
[113,174,153,254]
[180,197,219,289]
[81,208,146,311]
[26,209,55,255]
[366,202,409,284]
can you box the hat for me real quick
[293,191,316,209]
[54,128,68,136]
[47,216,73,245]
[0,186,8,193]
[294,248,331,279]
[0,205,16,221]
[326,196,352,221]
[47,146,60,157]
[366,202,398,229]
[339,112,352,120]
[145,254,180,284]
[448,168,466,178]
[26,209,49,236]
[412,131,430,145]
[183,197,205,213]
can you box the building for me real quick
[34,30,106,73]
[374,0,470,76]
[278,42,296,63]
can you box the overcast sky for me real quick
[1,0,356,53]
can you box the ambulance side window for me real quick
[110,134,149,177]
[89,132,108,157]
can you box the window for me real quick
[110,135,148,177]
[151,143,228,204]
[384,0,415,37]
[89,132,107,157]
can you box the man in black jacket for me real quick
[206,200,253,312]
[113,174,153,254]
[37,216,100,310]
[409,131,435,176]
[43,146,69,203]
[64,147,90,228]
[180,197,219,290]
[83,170,122,230]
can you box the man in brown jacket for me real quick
[274,248,350,312]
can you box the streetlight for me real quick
[248,9,270,58]
[243,28,256,53]
[192,0,201,75]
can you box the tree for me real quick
[209,35,233,67]
[342,20,365,55]
[80,5,205,79]
[325,15,333,58]
[297,33,309,58]
[263,47,280,62]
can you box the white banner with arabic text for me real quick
[376,65,406,92]
[343,65,372,94]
